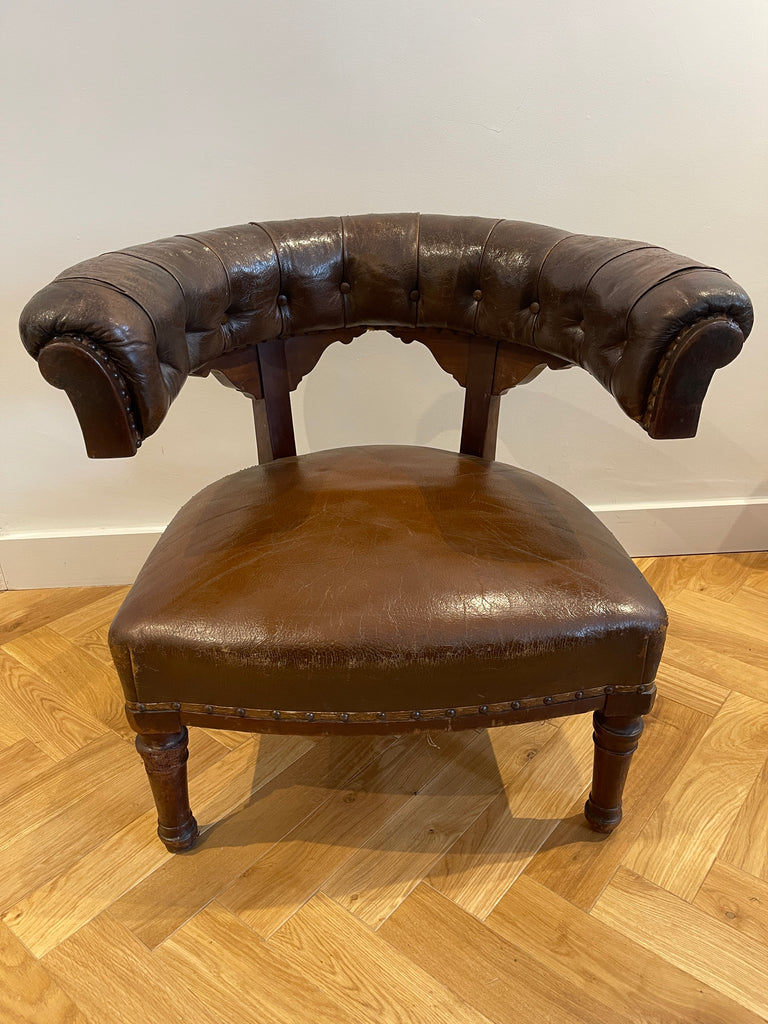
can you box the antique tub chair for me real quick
[20,214,752,852]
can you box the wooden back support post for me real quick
[204,328,566,464]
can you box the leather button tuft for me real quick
[529,302,540,314]
[277,294,288,307]
[340,281,351,294]
[410,289,420,302]
[473,289,483,302]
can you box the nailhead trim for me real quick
[641,317,731,431]
[70,335,142,446]
[126,683,651,724]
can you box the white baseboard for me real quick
[1,500,766,590]
[0,528,163,590]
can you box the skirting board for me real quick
[1,499,766,590]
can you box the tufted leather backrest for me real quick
[20,213,753,448]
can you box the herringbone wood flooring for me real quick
[0,553,766,1023]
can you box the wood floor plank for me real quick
[321,721,557,929]
[622,691,768,901]
[110,734,392,948]
[0,586,120,646]
[0,741,152,912]
[524,695,710,910]
[718,755,768,882]
[0,732,137,851]
[694,860,768,949]
[269,891,495,1024]
[3,627,130,739]
[1,731,262,957]
[0,695,27,749]
[726,584,768,618]
[426,712,595,919]
[0,649,109,759]
[487,874,763,1024]
[591,867,768,1020]
[156,901,362,1024]
[379,882,629,1024]
[0,922,90,1024]
[666,590,768,670]
[47,588,128,641]
[662,632,768,706]
[743,557,768,593]
[633,555,698,600]
[42,913,219,1024]
[680,551,767,601]
[654,660,729,715]
[219,727,488,937]
[0,738,55,809]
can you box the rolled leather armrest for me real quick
[19,214,753,456]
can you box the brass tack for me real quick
[604,686,614,694]
[236,707,246,716]
[511,701,521,710]
[446,709,456,718]
[306,712,315,721]
[204,705,214,714]
[341,713,350,723]
[137,703,146,712]
[411,710,422,720]
[273,710,281,720]
[171,702,181,711]
[377,712,387,720]
[543,696,553,705]
[575,691,584,699]
[479,704,489,714]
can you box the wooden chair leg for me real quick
[135,727,198,851]
[584,711,644,833]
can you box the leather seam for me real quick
[340,215,348,329]
[180,234,233,310]
[532,232,577,350]
[251,221,286,338]
[117,251,187,309]
[414,211,421,329]
[474,218,504,334]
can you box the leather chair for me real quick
[20,214,753,852]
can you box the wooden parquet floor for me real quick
[0,552,767,1023]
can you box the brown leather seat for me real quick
[110,445,665,720]
[20,213,752,853]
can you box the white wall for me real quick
[1,0,766,586]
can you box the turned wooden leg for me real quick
[135,728,198,851]
[584,712,644,833]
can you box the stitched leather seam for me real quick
[340,216,348,329]
[474,218,504,334]
[181,233,233,310]
[622,265,727,336]
[531,232,576,350]
[117,250,187,308]
[251,221,285,337]
[413,211,421,329]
